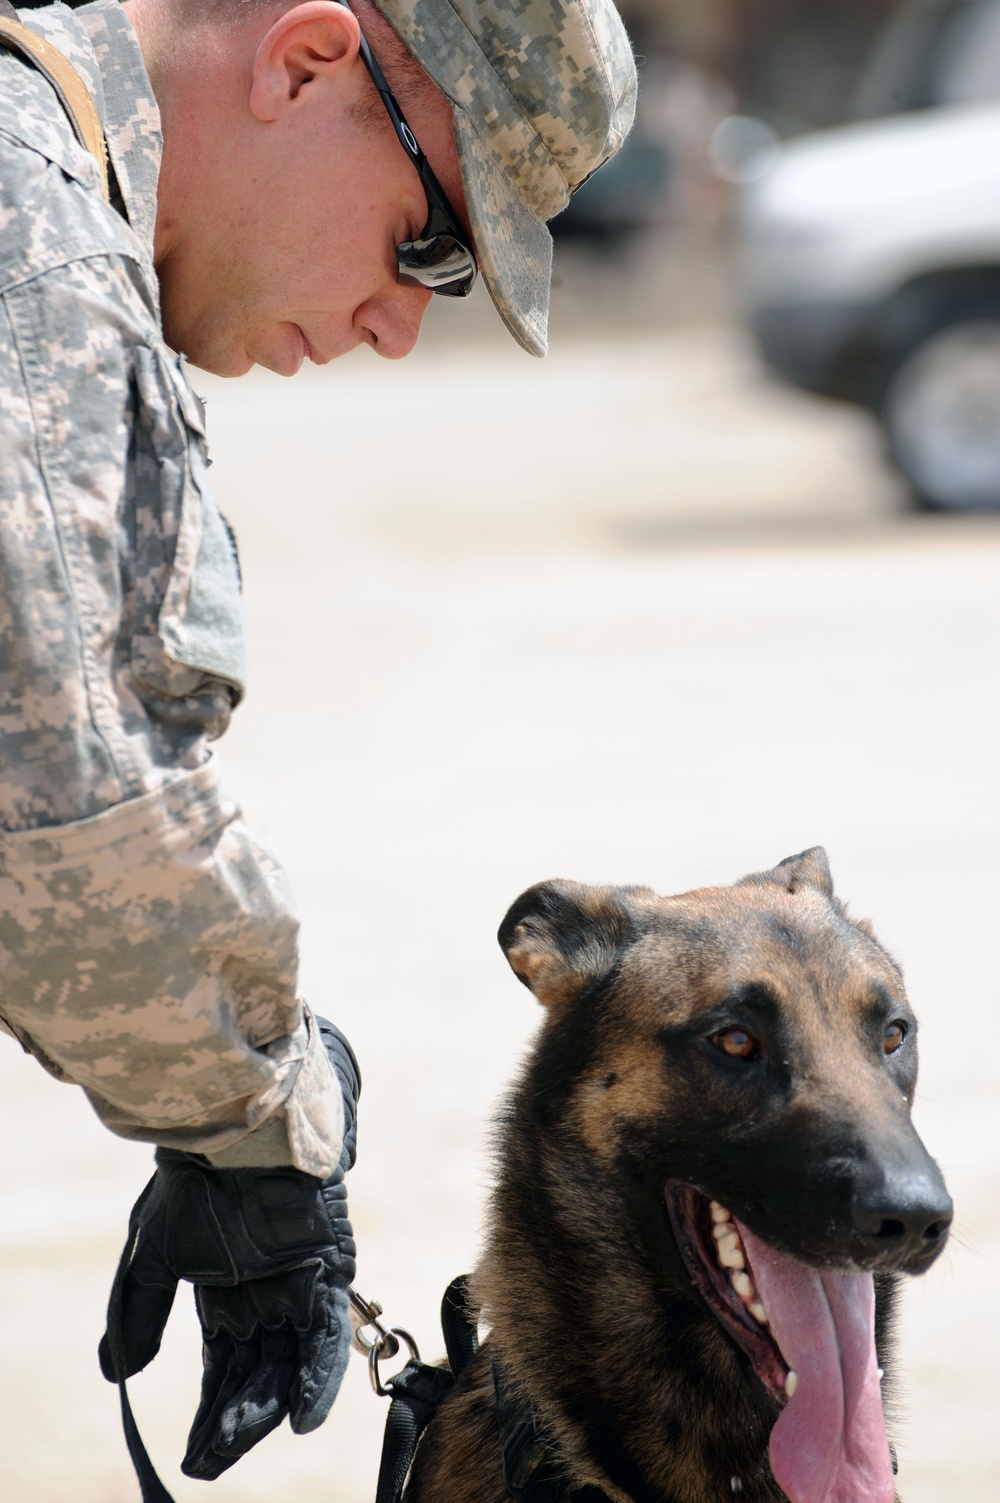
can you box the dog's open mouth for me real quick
[666,1184,895,1503]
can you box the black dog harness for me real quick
[373,1275,613,1503]
[492,1359,614,1503]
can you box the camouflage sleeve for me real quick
[0,253,344,1180]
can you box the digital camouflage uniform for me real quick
[0,0,345,1179]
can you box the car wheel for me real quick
[882,316,1000,511]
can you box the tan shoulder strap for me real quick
[0,5,110,202]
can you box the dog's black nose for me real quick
[851,1170,953,1263]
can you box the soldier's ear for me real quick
[739,846,834,898]
[498,880,648,1013]
[250,3,360,123]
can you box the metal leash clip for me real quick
[348,1286,421,1395]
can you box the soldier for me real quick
[0,0,635,1489]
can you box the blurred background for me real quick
[3,2,999,1500]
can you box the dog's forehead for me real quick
[622,882,902,1007]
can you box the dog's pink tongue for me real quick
[737,1224,894,1503]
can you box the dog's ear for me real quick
[498,880,642,1012]
[773,846,834,896]
[739,846,834,898]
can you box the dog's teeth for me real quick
[732,1271,753,1299]
[717,1237,745,1270]
[749,1301,768,1325]
[712,1221,735,1242]
[785,1370,798,1397]
[710,1201,731,1223]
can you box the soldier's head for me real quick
[125,0,636,376]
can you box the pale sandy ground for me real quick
[1,254,998,1502]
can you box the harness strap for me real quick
[0,0,110,201]
[353,1271,622,1503]
[373,1275,479,1503]
[374,1358,456,1503]
[493,1359,614,1503]
[441,1273,479,1378]
[400,1276,613,1503]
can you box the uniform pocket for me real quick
[130,346,247,738]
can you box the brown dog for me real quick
[404,848,952,1503]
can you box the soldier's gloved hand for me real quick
[99,1019,360,1480]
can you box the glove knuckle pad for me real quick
[242,1173,327,1251]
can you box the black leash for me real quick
[105,1253,610,1503]
[102,1252,473,1503]
[104,1175,178,1503]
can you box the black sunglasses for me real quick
[338,1,478,297]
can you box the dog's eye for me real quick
[883,1021,907,1055]
[711,1028,760,1061]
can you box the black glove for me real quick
[99,1018,360,1482]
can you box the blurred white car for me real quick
[741,0,1000,510]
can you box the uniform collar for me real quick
[77,0,161,261]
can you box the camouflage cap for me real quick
[372,0,637,355]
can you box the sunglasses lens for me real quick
[397,233,477,296]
